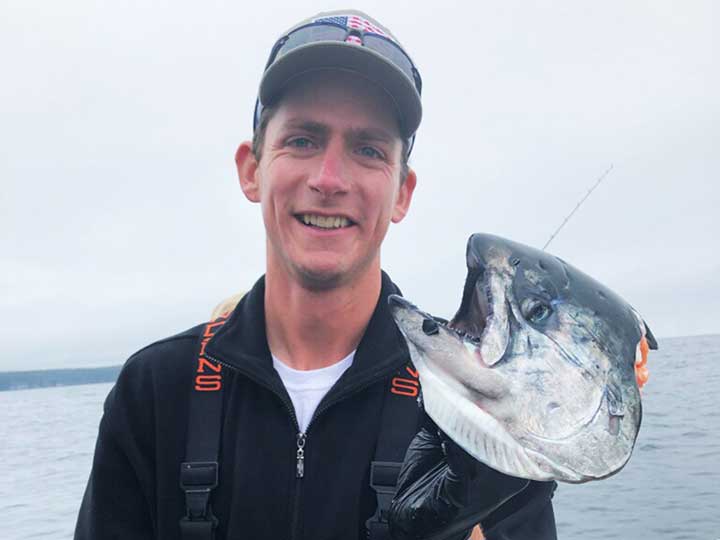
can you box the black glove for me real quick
[388,420,530,540]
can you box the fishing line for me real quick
[543,164,614,251]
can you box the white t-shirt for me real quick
[272,351,355,433]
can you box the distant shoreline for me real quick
[0,366,122,392]
[1,332,717,392]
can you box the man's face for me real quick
[239,71,416,290]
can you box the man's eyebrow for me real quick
[282,119,330,137]
[346,127,397,143]
[280,120,398,145]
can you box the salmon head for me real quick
[389,233,657,483]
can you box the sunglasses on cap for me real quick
[266,20,421,92]
[254,19,423,130]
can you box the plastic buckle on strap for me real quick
[180,461,218,520]
[367,461,402,527]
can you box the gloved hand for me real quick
[388,419,530,540]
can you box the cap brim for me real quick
[259,42,421,138]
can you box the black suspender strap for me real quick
[366,363,423,539]
[179,317,228,540]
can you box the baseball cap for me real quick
[253,10,422,148]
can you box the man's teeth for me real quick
[301,214,351,229]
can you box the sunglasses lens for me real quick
[363,34,416,84]
[278,23,348,59]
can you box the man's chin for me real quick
[295,266,347,292]
[279,251,379,292]
[293,257,374,292]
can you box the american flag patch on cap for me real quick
[314,14,390,45]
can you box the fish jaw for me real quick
[416,351,590,482]
[388,295,508,400]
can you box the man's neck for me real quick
[264,266,381,371]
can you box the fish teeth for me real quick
[301,214,351,229]
[446,322,481,343]
[420,316,482,344]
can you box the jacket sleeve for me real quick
[75,360,158,539]
[388,420,530,540]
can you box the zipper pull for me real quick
[296,432,306,478]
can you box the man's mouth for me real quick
[296,214,355,230]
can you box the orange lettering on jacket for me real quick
[204,320,226,338]
[197,357,221,373]
[404,366,419,379]
[195,374,222,392]
[391,364,420,397]
[194,317,227,392]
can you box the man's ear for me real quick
[391,167,417,223]
[236,141,260,202]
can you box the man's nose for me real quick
[307,140,349,196]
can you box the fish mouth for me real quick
[390,269,493,351]
[448,268,491,341]
[388,295,483,348]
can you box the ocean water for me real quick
[1,335,718,540]
[1,383,111,540]
[553,334,720,539]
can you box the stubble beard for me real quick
[295,267,346,292]
[279,247,380,293]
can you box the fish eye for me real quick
[522,298,552,324]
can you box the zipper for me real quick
[286,371,397,540]
[205,352,306,477]
[204,352,301,428]
[305,365,398,431]
[295,432,306,478]
[205,351,403,447]
[205,352,306,539]
[205,350,407,540]
[290,431,305,540]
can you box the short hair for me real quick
[251,105,411,183]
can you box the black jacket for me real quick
[75,273,557,539]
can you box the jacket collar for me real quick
[205,271,410,385]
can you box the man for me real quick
[76,10,557,540]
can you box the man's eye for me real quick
[357,146,383,159]
[287,137,315,149]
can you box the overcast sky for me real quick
[1,0,717,371]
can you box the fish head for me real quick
[390,233,657,483]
